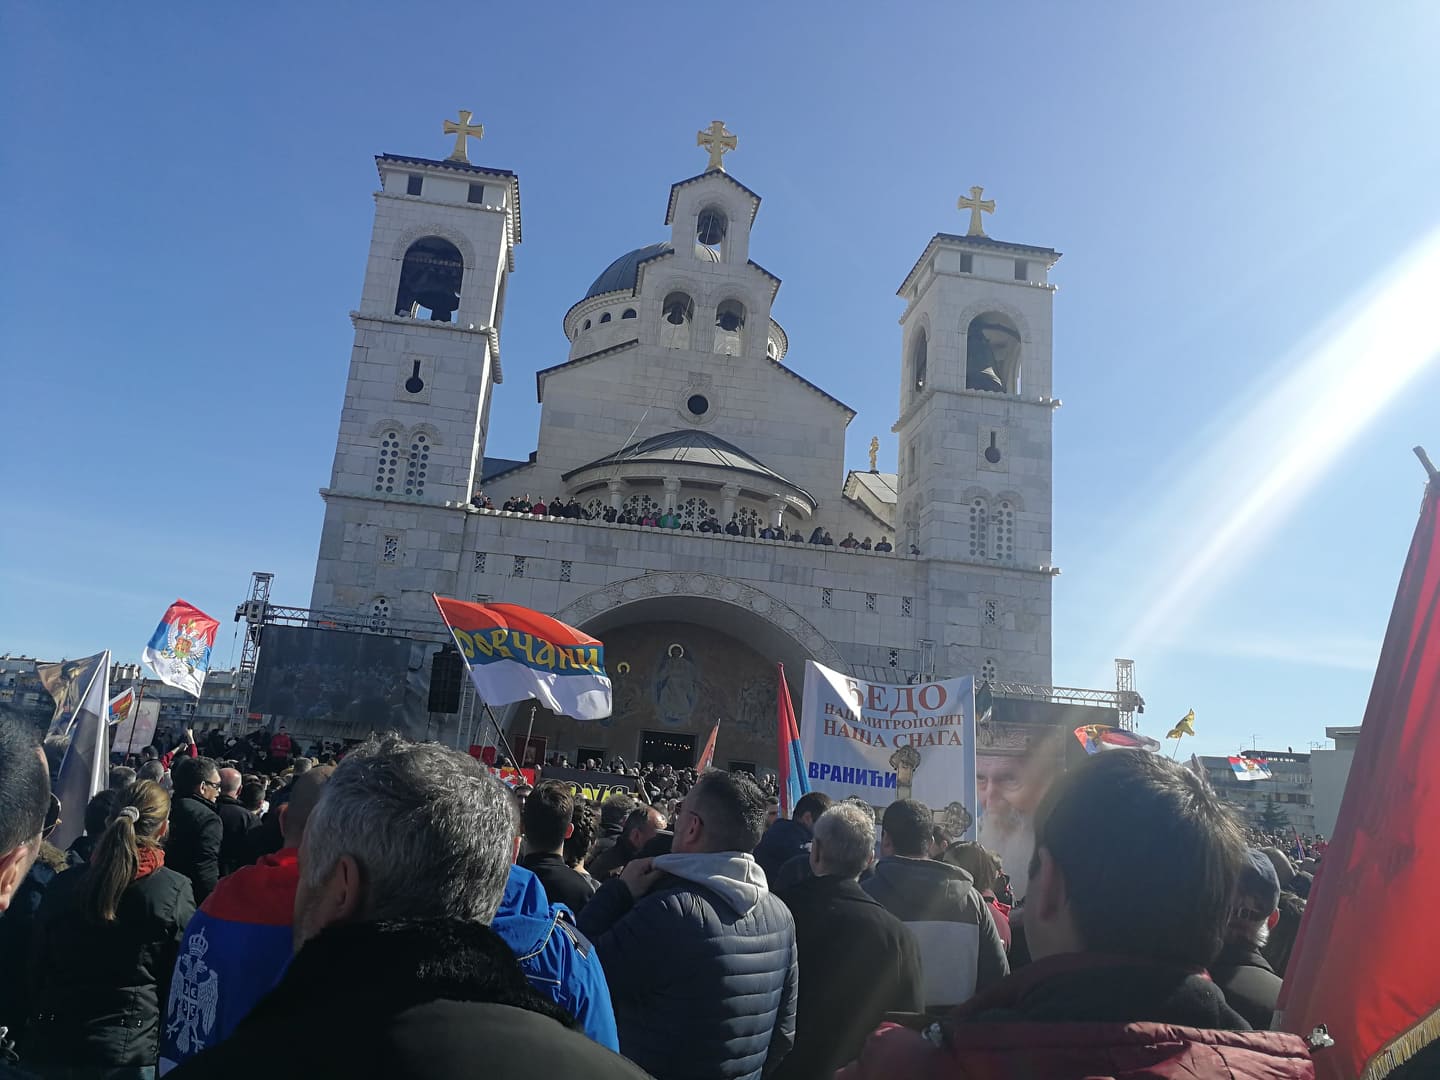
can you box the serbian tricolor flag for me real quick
[777,663,810,818]
[1228,755,1272,781]
[1277,460,1440,1079]
[107,686,137,727]
[697,721,720,773]
[142,599,219,698]
[433,595,611,721]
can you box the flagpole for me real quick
[126,681,147,760]
[522,704,536,769]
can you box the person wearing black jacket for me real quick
[166,756,223,902]
[775,802,922,1080]
[1211,849,1286,1030]
[753,791,831,884]
[165,733,644,1080]
[587,804,665,881]
[519,782,594,912]
[25,780,195,1076]
[214,768,254,877]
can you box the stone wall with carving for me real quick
[511,620,783,769]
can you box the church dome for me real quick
[584,241,722,299]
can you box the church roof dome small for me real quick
[584,241,721,300]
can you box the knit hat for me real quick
[1237,847,1281,917]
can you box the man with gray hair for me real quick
[774,802,923,1080]
[165,734,647,1080]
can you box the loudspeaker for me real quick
[428,646,464,714]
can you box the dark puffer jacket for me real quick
[578,851,798,1080]
[752,817,812,884]
[24,862,194,1072]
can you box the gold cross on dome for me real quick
[697,120,737,172]
[957,185,996,237]
[442,109,484,163]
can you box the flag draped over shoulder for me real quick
[51,650,111,850]
[432,596,611,721]
[142,599,219,698]
[777,663,809,818]
[38,652,108,739]
[1277,473,1440,1080]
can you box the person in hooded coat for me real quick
[578,770,797,1080]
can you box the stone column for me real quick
[662,477,681,513]
[720,483,740,522]
[768,496,788,528]
[607,478,625,511]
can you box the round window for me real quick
[687,394,710,416]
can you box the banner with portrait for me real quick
[799,661,977,837]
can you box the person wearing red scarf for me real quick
[25,779,196,1076]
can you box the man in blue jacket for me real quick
[579,770,797,1080]
[494,863,618,1051]
[753,791,832,886]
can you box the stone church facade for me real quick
[309,119,1062,767]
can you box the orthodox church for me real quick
[308,114,1063,769]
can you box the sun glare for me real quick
[1105,225,1440,680]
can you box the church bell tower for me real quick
[894,187,1061,685]
[310,111,520,615]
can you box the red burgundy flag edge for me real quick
[1276,448,1440,1080]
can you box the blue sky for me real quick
[3,2,1438,759]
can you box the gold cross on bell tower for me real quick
[442,109,484,164]
[697,120,737,172]
[957,185,996,237]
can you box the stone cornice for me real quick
[350,311,502,384]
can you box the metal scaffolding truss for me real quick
[257,603,452,644]
[232,572,273,726]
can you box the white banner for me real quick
[799,661,977,835]
[113,698,161,755]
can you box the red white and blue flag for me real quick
[143,599,219,699]
[107,685,137,727]
[777,663,810,818]
[1228,755,1272,781]
[433,596,611,721]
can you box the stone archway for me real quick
[503,573,842,771]
[555,571,845,671]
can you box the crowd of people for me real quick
[467,491,905,553]
[0,710,1359,1078]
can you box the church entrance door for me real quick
[641,730,697,767]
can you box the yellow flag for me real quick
[1166,709,1196,740]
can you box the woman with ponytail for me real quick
[25,780,195,1078]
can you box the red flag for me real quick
[777,663,810,818]
[697,722,720,772]
[1278,466,1440,1079]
